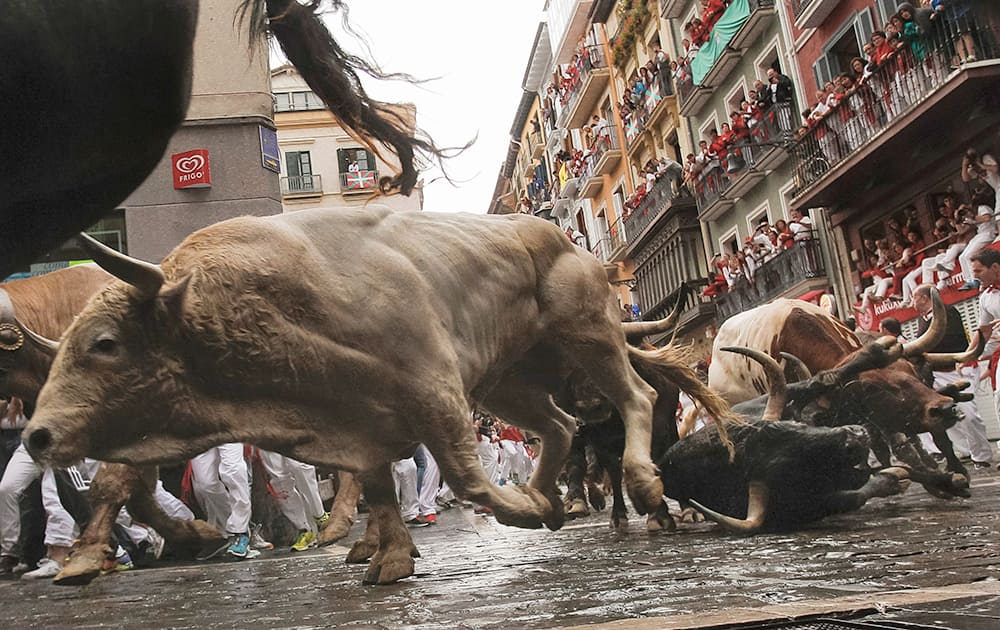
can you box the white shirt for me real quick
[976,203,998,239]
[981,154,1000,211]
[978,287,1000,358]
[790,216,813,240]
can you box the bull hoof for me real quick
[346,538,379,564]
[362,546,417,585]
[53,544,112,586]
[610,511,629,531]
[317,515,354,547]
[494,486,563,531]
[586,483,606,511]
[646,508,676,534]
[624,469,664,516]
[679,507,705,523]
[565,498,589,520]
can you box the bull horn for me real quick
[779,352,812,381]
[901,286,946,357]
[689,480,769,534]
[621,293,684,338]
[923,330,987,369]
[78,233,164,299]
[721,346,785,421]
[16,319,59,356]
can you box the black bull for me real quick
[0,0,442,278]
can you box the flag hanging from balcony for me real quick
[345,170,377,189]
[691,0,751,86]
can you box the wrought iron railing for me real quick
[590,237,611,263]
[281,174,322,195]
[560,44,607,121]
[691,102,795,212]
[714,237,825,323]
[792,12,1000,195]
[789,0,815,21]
[625,175,689,238]
[625,76,672,150]
[590,128,619,164]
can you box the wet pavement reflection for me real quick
[3,472,999,629]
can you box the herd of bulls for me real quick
[0,0,991,591]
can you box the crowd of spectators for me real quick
[854,147,1000,311]
[703,209,815,298]
[796,2,999,171]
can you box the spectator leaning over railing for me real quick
[957,187,998,290]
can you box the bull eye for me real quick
[92,336,118,355]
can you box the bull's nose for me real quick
[26,427,53,459]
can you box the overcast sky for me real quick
[272,2,546,214]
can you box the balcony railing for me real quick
[590,237,612,263]
[558,44,607,126]
[692,102,795,213]
[624,76,672,151]
[624,175,689,239]
[340,170,379,192]
[792,13,1000,196]
[714,237,825,323]
[281,174,322,196]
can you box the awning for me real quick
[797,289,825,304]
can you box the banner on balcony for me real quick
[345,170,377,189]
[691,0,751,86]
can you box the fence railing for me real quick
[559,44,607,121]
[792,11,1000,195]
[691,102,795,212]
[625,174,689,239]
[625,76,671,149]
[714,237,825,323]
[281,174,322,195]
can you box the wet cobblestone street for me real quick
[3,471,999,629]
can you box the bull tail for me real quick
[242,1,458,195]
[628,344,744,460]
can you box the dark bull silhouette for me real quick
[0,0,444,278]
[660,345,916,533]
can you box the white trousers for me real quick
[921,368,994,463]
[117,480,194,547]
[960,233,995,283]
[415,445,440,518]
[393,458,419,521]
[190,443,251,535]
[476,438,501,486]
[258,451,324,532]
[498,440,533,484]
[0,444,76,554]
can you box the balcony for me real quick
[791,0,840,30]
[281,174,322,198]
[591,129,622,176]
[660,0,687,20]
[578,159,603,198]
[714,238,827,324]
[546,126,567,153]
[636,280,716,343]
[529,130,545,160]
[685,0,776,100]
[730,0,776,50]
[340,170,378,194]
[625,76,673,156]
[790,15,1000,211]
[551,176,580,218]
[614,176,697,261]
[560,45,611,130]
[589,236,612,264]
[693,103,795,221]
[676,74,712,118]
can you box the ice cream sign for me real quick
[172,149,212,189]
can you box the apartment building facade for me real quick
[271,67,423,214]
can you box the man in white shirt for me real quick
[788,209,813,241]
[958,189,998,290]
[968,248,1000,468]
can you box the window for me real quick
[874,0,899,25]
[812,10,875,89]
[725,80,748,118]
[285,151,314,191]
[273,91,324,112]
[747,202,771,236]
[337,148,375,172]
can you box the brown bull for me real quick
[1,266,361,584]
[707,294,976,498]
[22,208,731,584]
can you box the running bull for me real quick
[23,207,724,584]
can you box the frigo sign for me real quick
[171,149,212,189]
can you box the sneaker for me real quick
[473,506,493,516]
[12,562,30,575]
[146,530,166,560]
[0,555,19,575]
[101,547,133,575]
[935,263,952,273]
[250,525,273,551]
[958,281,980,291]
[405,517,429,528]
[315,512,330,529]
[291,530,317,552]
[21,558,62,580]
[422,513,437,525]
[227,533,250,559]
[973,461,993,470]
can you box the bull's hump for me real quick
[774,303,860,371]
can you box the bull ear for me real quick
[158,274,193,320]
[78,233,164,301]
